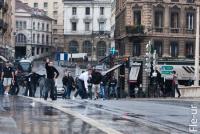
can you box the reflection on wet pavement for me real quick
[61,100,169,134]
[0,96,105,134]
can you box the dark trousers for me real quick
[75,79,87,99]
[88,86,92,99]
[0,81,4,95]
[63,85,72,99]
[13,83,20,95]
[30,82,37,97]
[44,79,56,100]
[172,84,181,97]
[23,82,32,97]
[109,86,118,98]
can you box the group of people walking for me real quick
[0,57,181,99]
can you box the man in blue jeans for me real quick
[109,76,118,99]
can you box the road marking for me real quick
[22,96,123,134]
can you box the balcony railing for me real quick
[150,27,196,35]
[170,28,180,33]
[126,25,144,34]
[92,31,111,36]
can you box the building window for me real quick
[54,20,57,24]
[41,48,44,54]
[170,41,179,57]
[46,24,49,31]
[97,41,106,57]
[53,29,58,33]
[186,12,194,30]
[132,40,140,57]
[53,2,58,9]
[85,22,90,31]
[38,22,40,30]
[100,7,104,15]
[46,35,49,44]
[69,41,79,53]
[185,42,194,58]
[171,12,179,33]
[33,34,35,43]
[37,34,40,43]
[16,21,19,29]
[72,7,77,15]
[53,11,58,17]
[23,21,27,29]
[134,10,141,25]
[42,23,44,31]
[37,48,39,55]
[99,22,105,31]
[154,40,163,57]
[42,34,44,44]
[33,22,35,30]
[83,41,92,56]
[154,10,163,32]
[72,22,77,31]
[54,38,58,43]
[44,11,47,15]
[46,48,49,52]
[86,7,90,15]
[32,47,35,56]
[34,3,38,8]
[44,2,48,8]
[16,34,27,43]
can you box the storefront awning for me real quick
[103,64,122,75]
[129,66,140,82]
[157,65,196,80]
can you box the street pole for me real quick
[194,6,199,86]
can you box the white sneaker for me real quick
[72,96,76,100]
[4,92,9,96]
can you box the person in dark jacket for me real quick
[44,58,59,100]
[13,70,20,95]
[109,76,118,99]
[63,72,74,99]
[62,70,68,99]
[23,71,44,97]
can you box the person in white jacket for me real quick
[75,69,92,99]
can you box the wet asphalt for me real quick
[0,96,105,134]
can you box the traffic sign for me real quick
[161,65,173,71]
[160,65,174,75]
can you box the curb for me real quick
[21,96,123,134]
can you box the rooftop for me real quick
[16,0,53,20]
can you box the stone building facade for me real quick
[15,0,53,60]
[115,0,200,96]
[20,0,64,51]
[0,0,16,59]
[63,0,111,61]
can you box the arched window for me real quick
[15,33,27,43]
[97,41,106,57]
[83,41,92,56]
[69,40,79,53]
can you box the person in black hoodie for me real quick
[44,58,59,100]
[63,71,74,99]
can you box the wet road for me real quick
[0,96,105,134]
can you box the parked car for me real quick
[56,86,65,96]
[15,58,33,74]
